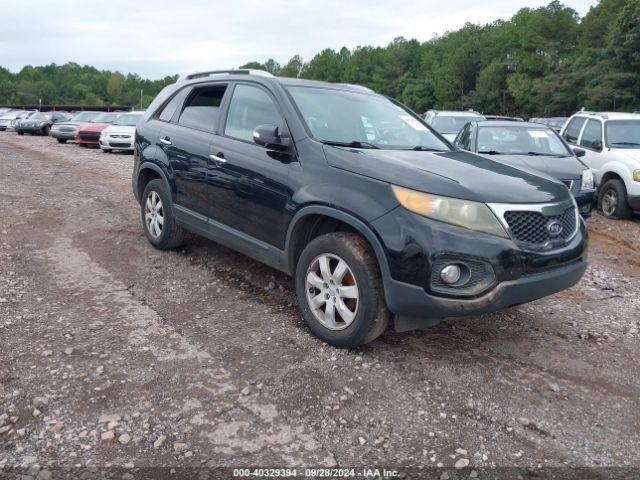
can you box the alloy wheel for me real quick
[144,191,164,238]
[305,253,359,331]
[601,189,618,217]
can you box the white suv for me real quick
[561,112,640,219]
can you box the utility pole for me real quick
[140,89,144,111]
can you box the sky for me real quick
[1,0,597,80]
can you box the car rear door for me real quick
[207,82,292,247]
[158,83,228,219]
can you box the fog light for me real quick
[440,264,462,284]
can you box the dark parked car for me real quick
[132,70,587,347]
[454,121,596,217]
[15,111,68,136]
[484,115,524,122]
[50,111,102,143]
[529,117,568,133]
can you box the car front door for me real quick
[578,119,605,179]
[159,83,228,218]
[207,82,292,247]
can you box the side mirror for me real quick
[573,148,586,157]
[253,124,289,151]
[591,140,602,151]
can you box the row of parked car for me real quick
[423,109,639,220]
[0,107,143,152]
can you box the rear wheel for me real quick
[141,179,184,250]
[598,179,632,219]
[295,232,389,348]
[57,138,67,144]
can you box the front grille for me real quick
[504,207,576,246]
[109,142,132,148]
[59,127,76,133]
[79,132,100,141]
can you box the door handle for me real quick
[159,137,171,145]
[209,154,227,165]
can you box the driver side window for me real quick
[455,124,472,150]
[580,119,603,151]
[224,84,283,143]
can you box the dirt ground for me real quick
[1,132,639,479]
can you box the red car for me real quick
[75,112,123,147]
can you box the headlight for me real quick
[392,185,508,237]
[581,169,594,190]
[633,170,640,182]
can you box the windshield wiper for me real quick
[321,140,379,149]
[411,146,446,152]
[478,150,504,155]
[611,142,640,146]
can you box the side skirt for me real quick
[173,205,289,274]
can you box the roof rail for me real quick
[179,69,274,81]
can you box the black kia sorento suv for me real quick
[132,69,587,348]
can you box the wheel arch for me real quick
[136,162,171,204]
[284,205,391,283]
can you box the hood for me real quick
[79,123,109,132]
[477,154,586,181]
[617,149,640,164]
[322,146,569,204]
[102,125,135,135]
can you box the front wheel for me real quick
[102,148,112,153]
[17,132,24,136]
[295,232,389,348]
[598,179,632,219]
[141,179,184,249]
[42,126,50,136]
[57,138,67,144]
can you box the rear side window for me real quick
[563,117,586,144]
[178,85,227,132]
[224,84,283,142]
[580,119,603,150]
[158,88,189,122]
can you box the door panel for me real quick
[161,122,212,217]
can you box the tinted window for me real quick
[225,84,283,142]
[178,85,227,132]
[456,124,472,149]
[158,88,189,122]
[563,117,586,144]
[580,119,602,149]
[431,116,484,134]
[477,126,570,156]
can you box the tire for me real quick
[102,148,112,153]
[17,132,24,136]
[598,179,632,220]
[140,179,184,250]
[57,138,67,144]
[295,232,389,348]
[42,126,50,136]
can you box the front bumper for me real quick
[50,129,77,140]
[574,188,595,218]
[99,137,134,150]
[371,207,588,330]
[628,195,640,211]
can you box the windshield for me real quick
[287,86,450,151]
[432,116,483,134]
[30,112,52,121]
[91,113,120,123]
[72,112,100,122]
[112,114,142,126]
[548,118,567,128]
[605,120,640,148]
[477,126,571,156]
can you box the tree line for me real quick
[1,0,638,117]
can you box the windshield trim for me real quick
[285,85,453,152]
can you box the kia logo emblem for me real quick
[547,220,563,236]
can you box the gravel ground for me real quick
[0,132,639,479]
